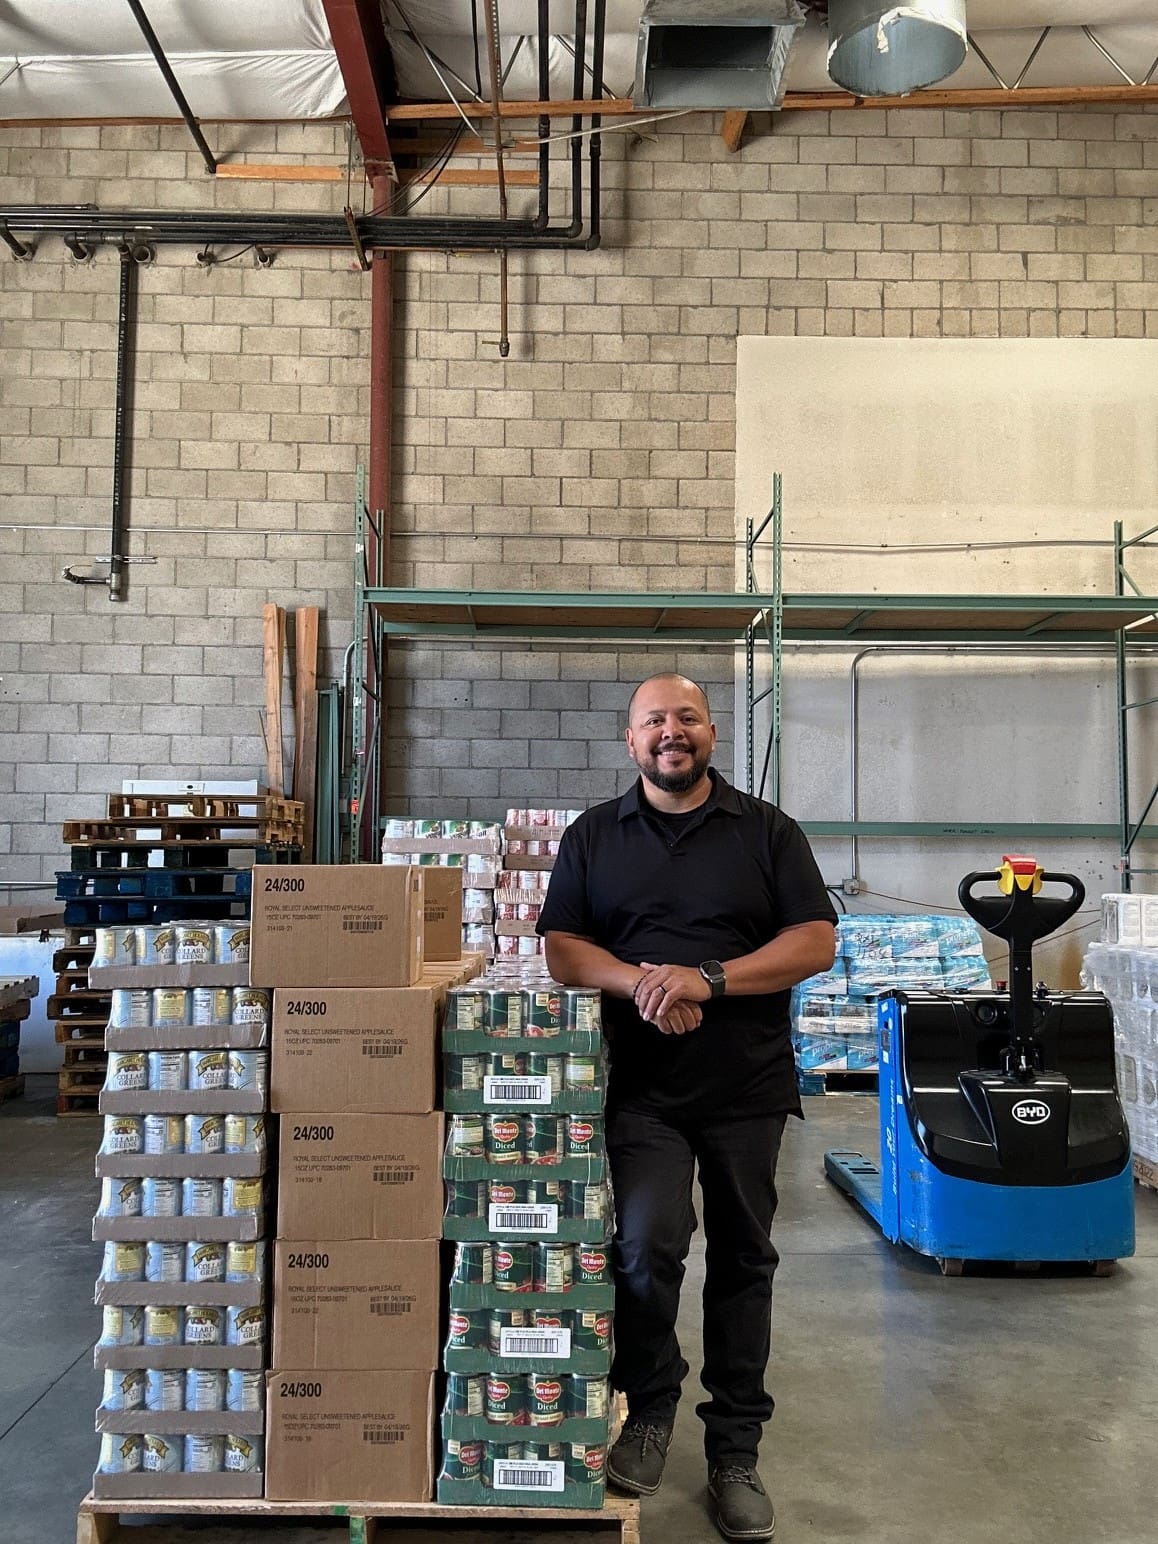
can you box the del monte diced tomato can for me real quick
[523,988,563,1037]
[528,1373,566,1426]
[576,1245,610,1285]
[565,1115,601,1158]
[485,1373,526,1425]
[492,1242,533,1292]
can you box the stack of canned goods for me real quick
[446,1371,609,1425]
[441,1436,606,1489]
[100,1365,263,1415]
[99,1239,266,1286]
[98,1173,265,1220]
[107,989,270,1033]
[98,1301,265,1349]
[104,1048,268,1094]
[445,985,601,1039]
[100,1112,266,1156]
[97,1430,263,1478]
[93,923,252,970]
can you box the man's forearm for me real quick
[543,932,642,1000]
[723,921,837,996]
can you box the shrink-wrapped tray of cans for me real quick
[442,981,605,1115]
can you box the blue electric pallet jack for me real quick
[825,856,1136,1275]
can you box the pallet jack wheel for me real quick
[1092,1259,1116,1277]
[938,1257,965,1277]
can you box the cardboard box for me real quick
[422,866,462,962]
[265,1369,435,1503]
[271,982,444,1115]
[271,1239,440,1370]
[250,865,424,989]
[277,1113,444,1240]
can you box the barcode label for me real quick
[499,1327,571,1358]
[494,1460,565,1492]
[363,1425,406,1444]
[343,917,383,933]
[370,1298,412,1316]
[483,1074,551,1105]
[362,1040,403,1058]
[488,1203,558,1233]
[373,1167,417,1184]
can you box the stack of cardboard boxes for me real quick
[251,865,483,1503]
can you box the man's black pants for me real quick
[606,1105,788,1466]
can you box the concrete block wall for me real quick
[3,106,1157,890]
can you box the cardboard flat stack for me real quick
[255,863,482,1504]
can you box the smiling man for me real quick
[537,672,837,1542]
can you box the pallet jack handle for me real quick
[958,856,1085,1075]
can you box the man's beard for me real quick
[637,744,712,794]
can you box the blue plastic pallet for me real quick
[56,868,253,900]
[60,896,249,925]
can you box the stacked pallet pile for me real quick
[0,976,38,1108]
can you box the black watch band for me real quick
[699,960,726,999]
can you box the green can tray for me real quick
[442,1029,603,1056]
[448,1282,614,1313]
[443,1215,611,1245]
[442,1343,611,1377]
[442,1411,610,1444]
[443,1087,605,1116]
[435,1474,606,1510]
[442,1153,606,1183]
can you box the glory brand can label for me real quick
[447,1114,485,1158]
[174,923,213,965]
[143,1305,182,1347]
[105,1052,148,1094]
[567,1375,609,1419]
[152,989,189,1027]
[102,1241,145,1282]
[574,1309,612,1352]
[95,926,133,968]
[231,988,270,1026]
[486,1115,524,1164]
[147,1051,187,1092]
[185,1305,226,1345]
[108,990,152,1030]
[527,1374,566,1426]
[186,1241,226,1282]
[227,1051,267,1093]
[534,1244,573,1293]
[185,1368,226,1412]
[565,1115,602,1158]
[140,1177,180,1217]
[99,1434,142,1474]
[222,1176,262,1216]
[447,1309,488,1351]
[183,1434,224,1472]
[102,1115,144,1155]
[145,1240,185,1283]
[226,1240,264,1283]
[185,1114,223,1154]
[188,1050,228,1091]
[224,1433,263,1473]
[492,1242,533,1292]
[485,1374,526,1425]
[443,1437,484,1481]
[445,1373,485,1417]
[226,1368,263,1412]
[577,1247,611,1284]
[445,1179,485,1219]
[213,924,250,964]
[223,1114,263,1153]
[135,925,174,966]
[144,1368,185,1411]
[141,1434,181,1473]
[99,1305,144,1348]
[191,989,232,1028]
[102,1368,145,1411]
[99,1176,142,1218]
[181,1177,222,1217]
[451,1242,492,1286]
[225,1304,264,1346]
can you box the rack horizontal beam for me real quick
[366,589,1158,642]
[801,821,1158,841]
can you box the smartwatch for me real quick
[698,960,727,999]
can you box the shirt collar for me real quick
[617,767,742,822]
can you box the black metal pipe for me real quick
[124,0,217,175]
[533,0,551,231]
[586,0,606,250]
[110,246,138,603]
[0,223,31,258]
[567,0,588,238]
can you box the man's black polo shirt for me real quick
[536,769,837,1120]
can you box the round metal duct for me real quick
[827,1,968,96]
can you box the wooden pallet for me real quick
[55,1020,107,1045]
[56,1090,100,1117]
[1134,1154,1157,1191]
[107,793,303,823]
[0,1074,25,1108]
[58,1065,104,1095]
[64,818,304,847]
[54,944,95,973]
[61,1043,109,1069]
[77,1492,639,1544]
[48,990,112,1018]
[798,1067,880,1096]
[0,976,37,1015]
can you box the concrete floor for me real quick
[3,1076,1157,1544]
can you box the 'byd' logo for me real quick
[1012,1100,1050,1125]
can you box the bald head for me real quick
[627,673,711,728]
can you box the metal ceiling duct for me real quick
[826,0,968,97]
[633,0,805,110]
